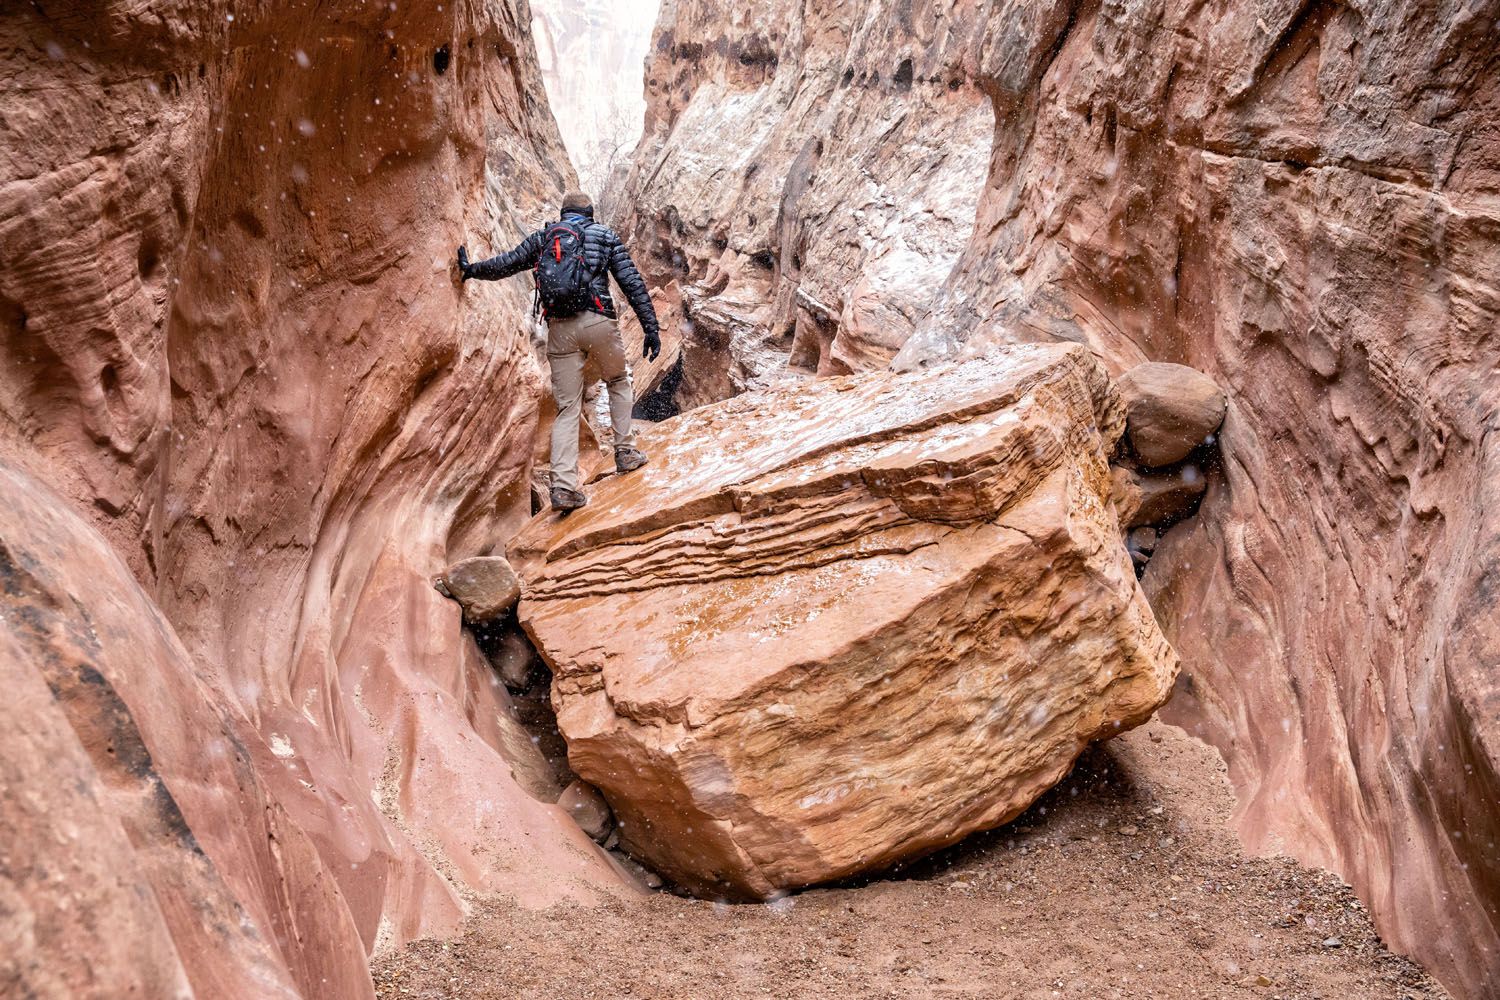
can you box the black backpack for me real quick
[532,221,600,318]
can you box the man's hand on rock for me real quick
[643,328,661,361]
[456,245,472,282]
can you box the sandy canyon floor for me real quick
[373,719,1445,999]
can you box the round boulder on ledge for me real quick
[1116,362,1226,467]
[435,556,522,623]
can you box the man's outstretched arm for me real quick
[457,231,544,282]
[604,232,661,359]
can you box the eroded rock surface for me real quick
[512,344,1177,898]
[1,2,626,994]
[610,1,1500,992]
[0,463,368,999]
[609,0,993,407]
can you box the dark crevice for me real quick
[635,351,684,421]
[469,616,573,791]
[894,58,914,90]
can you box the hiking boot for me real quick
[550,486,588,513]
[615,446,649,474]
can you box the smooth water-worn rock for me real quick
[0,2,628,993]
[1115,363,1226,467]
[558,780,614,842]
[611,2,1500,991]
[512,344,1177,898]
[0,463,368,999]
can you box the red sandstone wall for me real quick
[610,1,1500,995]
[0,3,627,995]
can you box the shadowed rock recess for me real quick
[611,0,1500,994]
[511,345,1177,899]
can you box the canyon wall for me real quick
[610,0,1500,995]
[531,0,659,191]
[0,2,627,996]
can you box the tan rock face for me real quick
[612,0,1500,991]
[512,344,1178,899]
[0,1,627,993]
[609,0,993,407]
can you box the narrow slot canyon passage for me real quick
[381,8,1449,1000]
[2,0,1495,999]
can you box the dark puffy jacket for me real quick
[467,208,659,337]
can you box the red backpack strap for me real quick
[537,222,582,265]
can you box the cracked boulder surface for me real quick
[0,2,629,996]
[608,0,1500,992]
[510,344,1177,899]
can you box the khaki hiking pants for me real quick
[546,310,635,492]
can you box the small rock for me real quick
[611,850,665,890]
[436,556,522,622]
[1119,824,1139,836]
[1116,464,1209,528]
[489,627,538,689]
[1127,526,1158,556]
[557,779,613,841]
[1116,362,1226,467]
[1322,936,1343,948]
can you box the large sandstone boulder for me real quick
[511,344,1178,899]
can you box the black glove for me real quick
[456,245,472,282]
[642,328,661,361]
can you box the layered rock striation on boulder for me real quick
[512,344,1178,898]
[610,0,1500,992]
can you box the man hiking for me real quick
[457,191,661,513]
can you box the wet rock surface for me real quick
[511,344,1178,898]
